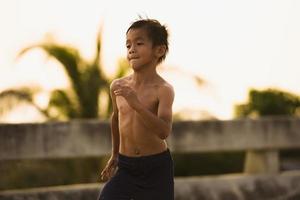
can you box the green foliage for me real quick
[0,153,244,190]
[0,157,105,190]
[48,89,79,119]
[1,27,130,121]
[235,88,300,118]
[18,41,104,119]
[173,152,245,176]
[1,150,298,190]
[0,87,50,118]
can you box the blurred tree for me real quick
[235,88,300,118]
[0,28,130,120]
[0,86,51,119]
[1,30,209,121]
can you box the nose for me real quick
[129,45,136,54]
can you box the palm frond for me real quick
[18,43,84,101]
[80,64,102,118]
[48,89,79,119]
[93,25,103,67]
[0,89,30,99]
[15,25,115,120]
[92,26,109,89]
[0,87,47,117]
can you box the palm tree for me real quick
[1,27,208,121]
[0,27,130,121]
[0,86,51,119]
[19,29,105,119]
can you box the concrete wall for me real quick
[1,117,300,199]
[1,117,300,160]
[1,171,300,200]
[170,117,300,152]
[0,120,111,160]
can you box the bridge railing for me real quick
[1,117,300,174]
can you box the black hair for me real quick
[126,19,169,63]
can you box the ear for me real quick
[155,45,167,58]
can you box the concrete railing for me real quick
[1,117,300,174]
[1,171,300,200]
[1,117,300,199]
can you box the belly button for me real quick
[134,148,140,155]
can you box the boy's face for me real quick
[126,28,159,71]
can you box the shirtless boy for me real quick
[98,18,175,200]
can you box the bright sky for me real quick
[1,0,300,121]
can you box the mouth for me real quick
[130,57,139,61]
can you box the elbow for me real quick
[158,127,171,140]
[158,122,172,140]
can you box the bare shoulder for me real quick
[157,78,175,99]
[110,75,131,91]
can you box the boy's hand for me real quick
[114,84,141,110]
[100,156,118,182]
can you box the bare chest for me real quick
[116,90,158,114]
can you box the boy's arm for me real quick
[114,84,174,140]
[110,80,120,157]
[100,80,120,181]
[136,85,174,139]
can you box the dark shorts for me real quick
[98,149,174,200]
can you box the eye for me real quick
[126,44,131,49]
[137,42,144,46]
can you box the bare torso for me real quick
[116,75,168,157]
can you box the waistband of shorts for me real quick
[118,148,171,162]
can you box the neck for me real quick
[132,67,158,86]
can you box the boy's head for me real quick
[126,19,169,64]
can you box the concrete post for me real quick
[244,150,279,174]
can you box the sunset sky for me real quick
[1,0,300,122]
